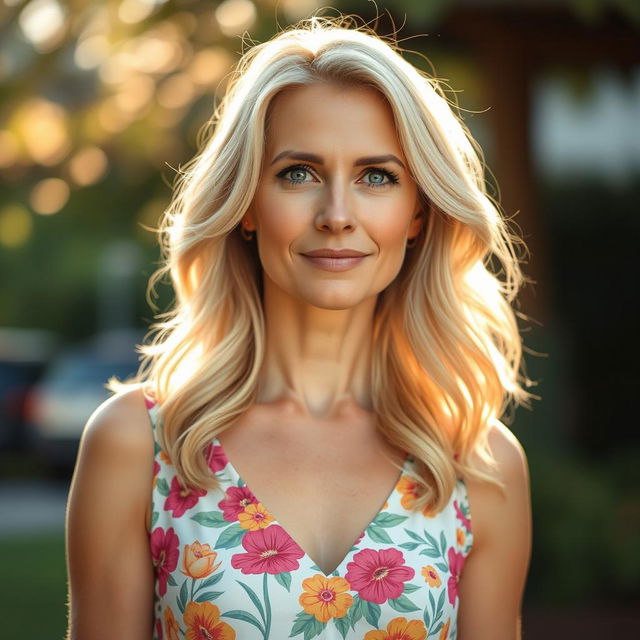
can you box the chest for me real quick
[214,415,408,576]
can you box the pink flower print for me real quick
[143,387,156,409]
[150,526,180,597]
[345,548,415,604]
[447,547,465,605]
[164,476,207,518]
[155,619,163,640]
[153,460,160,477]
[205,441,229,473]
[231,524,305,574]
[217,485,259,522]
[353,530,365,546]
[454,499,472,532]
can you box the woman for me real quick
[66,16,533,640]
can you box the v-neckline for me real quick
[211,436,411,578]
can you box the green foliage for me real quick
[0,532,67,637]
[527,446,640,604]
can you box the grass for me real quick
[0,531,68,638]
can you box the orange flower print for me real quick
[182,541,222,579]
[298,574,353,622]
[397,476,436,517]
[456,528,465,546]
[238,502,275,530]
[163,606,180,640]
[421,565,441,587]
[183,601,235,640]
[364,616,428,640]
[160,450,172,465]
[439,618,451,640]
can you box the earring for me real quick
[406,235,418,249]
[240,223,254,241]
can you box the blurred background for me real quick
[0,0,638,637]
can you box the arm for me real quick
[457,420,532,640]
[65,385,156,640]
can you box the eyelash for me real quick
[276,163,400,188]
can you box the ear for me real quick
[242,206,256,231]
[407,202,425,241]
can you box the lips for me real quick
[301,249,368,258]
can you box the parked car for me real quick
[0,328,59,451]
[25,329,144,473]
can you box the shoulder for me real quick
[465,419,531,551]
[76,383,155,476]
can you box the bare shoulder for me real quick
[81,383,153,451]
[66,383,157,639]
[465,419,532,549]
[456,420,532,639]
[484,419,529,485]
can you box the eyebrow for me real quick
[269,150,406,170]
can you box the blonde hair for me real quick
[109,15,537,513]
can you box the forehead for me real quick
[264,82,404,157]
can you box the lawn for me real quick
[0,531,68,638]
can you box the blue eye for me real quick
[277,164,315,186]
[275,164,400,188]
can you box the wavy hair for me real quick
[108,15,537,513]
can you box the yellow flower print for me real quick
[183,601,235,640]
[238,502,275,530]
[421,565,441,587]
[163,606,180,640]
[456,528,465,546]
[364,616,428,640]
[298,573,353,622]
[397,476,436,517]
[439,618,451,640]
[181,541,222,579]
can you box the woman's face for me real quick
[244,81,423,310]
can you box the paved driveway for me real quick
[0,478,69,538]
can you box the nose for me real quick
[314,180,357,233]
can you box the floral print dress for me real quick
[146,395,473,640]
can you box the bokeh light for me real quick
[0,204,33,248]
[18,0,67,53]
[215,0,257,37]
[29,178,70,215]
[13,98,70,166]
[68,147,109,186]
[0,130,20,169]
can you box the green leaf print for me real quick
[151,511,159,528]
[236,579,266,623]
[167,574,177,586]
[372,512,408,527]
[403,582,421,593]
[214,523,245,549]
[222,610,265,635]
[398,541,420,551]
[191,511,230,528]
[274,571,292,591]
[363,600,381,628]
[347,595,366,629]
[435,561,449,572]
[403,528,424,543]
[367,524,393,544]
[156,477,170,497]
[199,572,224,589]
[439,531,447,557]
[194,590,224,602]
[333,614,350,639]
[289,611,324,639]
[387,594,420,613]
[177,579,189,614]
